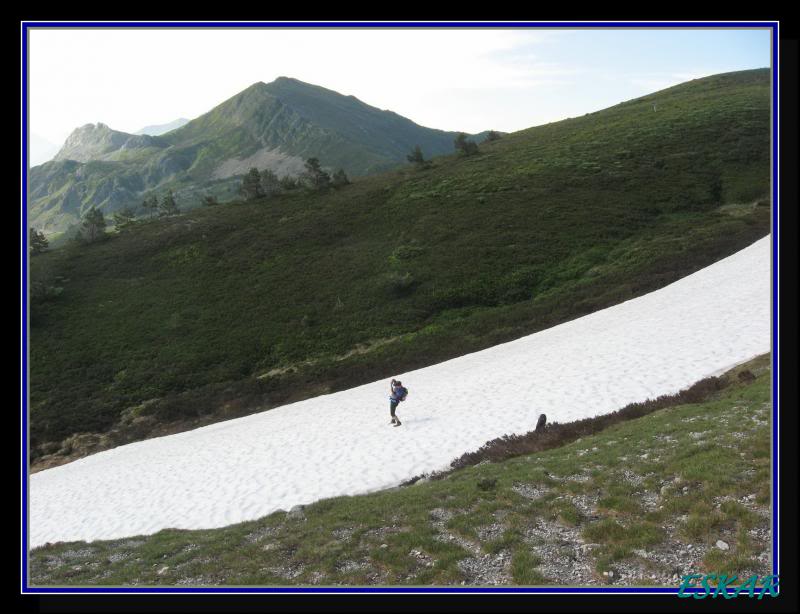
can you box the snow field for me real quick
[30,237,771,547]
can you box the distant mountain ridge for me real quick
[30,133,61,167]
[135,118,190,136]
[30,78,492,234]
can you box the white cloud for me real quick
[26,27,770,142]
[28,28,572,140]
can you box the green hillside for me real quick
[29,78,489,235]
[29,357,772,587]
[29,69,771,467]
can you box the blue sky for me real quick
[29,26,772,165]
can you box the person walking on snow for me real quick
[389,378,408,427]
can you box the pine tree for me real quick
[240,167,264,200]
[159,190,179,216]
[112,206,137,230]
[141,195,159,219]
[407,145,425,165]
[331,169,350,188]
[302,158,331,190]
[30,228,49,255]
[279,175,299,191]
[454,133,479,156]
[260,169,281,196]
[406,145,430,168]
[80,207,106,243]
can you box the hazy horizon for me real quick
[27,26,771,165]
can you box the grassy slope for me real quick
[29,69,770,461]
[29,355,771,587]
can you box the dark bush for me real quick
[386,271,416,297]
[738,369,756,383]
[477,478,497,491]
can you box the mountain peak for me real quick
[55,122,160,163]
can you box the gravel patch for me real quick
[512,483,550,500]
[523,518,595,585]
[476,523,506,542]
[409,548,435,568]
[632,535,709,585]
[264,563,305,580]
[332,527,355,540]
[107,552,130,564]
[244,525,281,544]
[568,493,599,518]
[175,575,217,586]
[457,550,511,585]
[619,469,644,486]
[335,558,370,574]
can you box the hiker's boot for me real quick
[393,419,402,427]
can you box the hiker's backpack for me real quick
[398,386,408,401]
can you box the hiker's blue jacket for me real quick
[390,387,408,402]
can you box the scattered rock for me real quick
[157,566,169,576]
[457,550,511,585]
[287,505,306,520]
[477,523,505,542]
[512,483,548,500]
[245,525,280,543]
[716,540,729,551]
[524,519,595,585]
[620,469,644,486]
[409,549,435,567]
[332,527,355,540]
[336,559,369,574]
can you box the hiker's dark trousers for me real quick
[390,400,399,418]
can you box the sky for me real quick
[27,26,771,165]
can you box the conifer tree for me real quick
[302,158,331,190]
[260,169,281,196]
[80,207,106,243]
[240,167,264,200]
[30,228,49,255]
[159,190,179,216]
[454,133,479,156]
[331,169,350,187]
[112,206,137,230]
